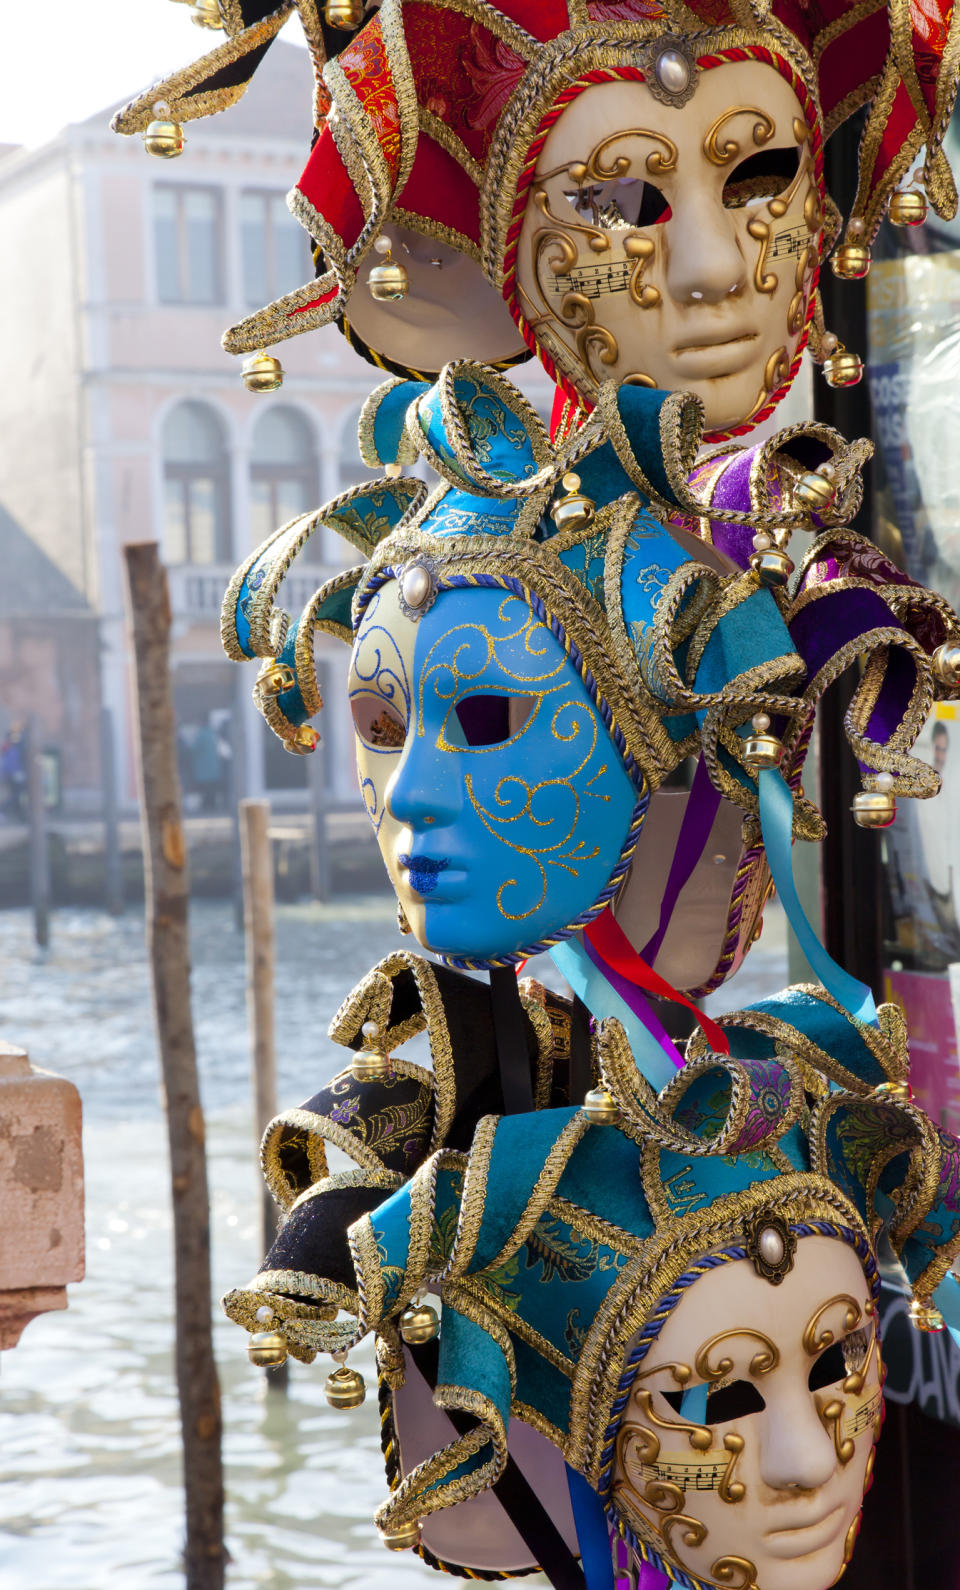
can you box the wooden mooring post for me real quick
[25,716,50,949]
[123,542,225,1590]
[238,798,286,1390]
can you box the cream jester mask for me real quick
[513,57,822,431]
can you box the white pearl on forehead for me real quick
[758,1226,786,1266]
[401,563,432,610]
[655,48,692,95]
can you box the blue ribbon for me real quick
[550,940,677,1091]
[566,1464,614,1590]
[758,766,877,1026]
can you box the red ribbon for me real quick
[585,908,730,1056]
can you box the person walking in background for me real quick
[0,723,27,822]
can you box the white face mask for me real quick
[515,60,821,432]
[612,1236,880,1590]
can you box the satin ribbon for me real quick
[641,758,722,964]
[550,939,678,1092]
[586,908,731,1055]
[757,766,878,1027]
[566,1465,615,1590]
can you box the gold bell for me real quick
[325,1362,367,1408]
[889,189,928,227]
[368,236,409,302]
[379,1520,422,1551]
[852,778,896,828]
[742,713,784,773]
[550,472,596,534]
[191,0,222,26]
[831,242,871,280]
[247,1330,288,1368]
[259,663,295,698]
[932,641,960,688]
[871,1079,911,1101]
[750,547,794,588]
[350,1020,391,1083]
[325,0,363,26]
[908,1297,945,1333]
[399,1301,441,1344]
[822,348,864,388]
[143,119,185,159]
[583,1087,620,1126]
[282,724,320,756]
[794,469,837,513]
[241,350,284,393]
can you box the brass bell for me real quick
[350,1020,391,1082]
[871,1079,911,1101]
[325,1363,367,1408]
[191,0,222,26]
[550,472,596,534]
[378,1520,422,1551]
[247,1330,288,1368]
[822,349,864,388]
[241,350,284,393]
[143,119,185,159]
[889,189,927,227]
[830,243,871,280]
[368,236,409,302]
[794,469,837,513]
[583,1087,620,1126]
[325,0,363,26]
[742,713,784,773]
[932,641,960,688]
[259,663,295,698]
[282,724,320,756]
[750,547,794,587]
[852,787,896,828]
[399,1301,440,1344]
[908,1297,945,1333]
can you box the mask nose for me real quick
[758,1385,841,1493]
[664,196,748,305]
[385,731,463,831]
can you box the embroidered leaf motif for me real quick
[565,1307,589,1358]
[523,1213,614,1285]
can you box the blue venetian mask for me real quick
[349,578,641,965]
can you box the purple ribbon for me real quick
[581,933,685,1073]
[641,757,722,965]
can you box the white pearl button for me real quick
[758,1226,785,1266]
[656,49,691,94]
[401,564,431,610]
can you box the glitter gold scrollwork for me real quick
[802,1295,862,1357]
[694,1328,780,1381]
[710,1555,760,1590]
[624,235,660,309]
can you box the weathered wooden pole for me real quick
[100,705,124,916]
[308,732,330,902]
[25,716,50,948]
[238,798,287,1391]
[122,542,225,1590]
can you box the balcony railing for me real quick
[167,563,338,620]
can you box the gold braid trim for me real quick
[110,4,293,133]
[418,108,484,188]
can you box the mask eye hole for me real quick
[448,693,536,749]
[663,1380,766,1423]
[351,694,406,752]
[808,1338,852,1392]
[723,146,801,209]
[563,178,671,229]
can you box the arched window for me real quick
[162,402,230,565]
[250,406,319,551]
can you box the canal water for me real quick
[0,896,787,1589]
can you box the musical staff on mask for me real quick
[561,263,633,297]
[771,225,808,259]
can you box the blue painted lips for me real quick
[399,854,450,896]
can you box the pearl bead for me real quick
[875,772,894,792]
[752,713,771,733]
[819,463,837,482]
[753,532,772,551]
[848,218,865,236]
[255,1305,273,1324]
[384,462,402,479]
[361,1020,380,1039]
[562,471,581,493]
[656,48,691,94]
[401,564,431,610]
[758,1226,785,1266]
[374,235,392,255]
[821,332,839,355]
